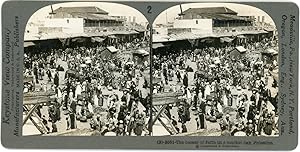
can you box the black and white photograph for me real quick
[152,3,279,136]
[23,2,150,136]
[1,0,299,150]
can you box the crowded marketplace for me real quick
[23,3,150,136]
[151,4,279,136]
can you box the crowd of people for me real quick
[23,33,280,137]
[23,38,151,136]
[152,37,279,136]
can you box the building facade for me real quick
[181,7,254,27]
[51,6,125,27]
[40,18,84,34]
[172,19,213,34]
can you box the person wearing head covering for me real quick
[250,89,257,103]
[256,111,264,136]
[231,121,246,136]
[62,90,69,110]
[245,120,255,136]
[263,113,274,136]
[54,71,59,88]
[177,104,186,124]
[176,69,181,82]
[219,113,232,136]
[67,100,76,129]
[90,114,101,131]
[75,82,82,99]
[48,103,59,132]
[262,85,271,102]
[127,116,135,136]
[183,72,188,88]
[204,82,211,100]
[33,64,39,84]
[134,113,144,136]
[186,87,192,105]
[196,107,206,130]
[162,64,168,85]
[117,101,128,121]
[116,120,125,136]
[181,123,187,133]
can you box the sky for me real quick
[28,2,148,24]
[154,3,275,26]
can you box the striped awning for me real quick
[24,41,35,47]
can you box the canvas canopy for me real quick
[91,37,105,43]
[152,43,165,49]
[134,49,149,56]
[263,48,278,55]
[24,41,35,47]
[235,46,247,53]
[108,35,117,39]
[220,37,234,43]
[106,46,119,53]
[237,35,246,38]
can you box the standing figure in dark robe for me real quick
[134,114,144,136]
[33,65,39,84]
[196,108,205,130]
[163,67,168,85]
[247,102,256,122]
[245,120,255,136]
[177,105,186,123]
[263,114,274,135]
[62,91,69,110]
[181,124,187,133]
[54,71,59,88]
[183,72,188,88]
[127,116,135,136]
[117,102,127,122]
[116,120,126,136]
[69,98,77,129]
[220,114,232,135]
[47,69,52,82]
[48,104,59,132]
[176,70,181,82]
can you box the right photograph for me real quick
[151,3,279,136]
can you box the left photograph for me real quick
[23,2,150,136]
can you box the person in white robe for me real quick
[204,83,211,99]
[75,82,82,99]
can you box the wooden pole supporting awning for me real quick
[148,92,184,135]
[23,92,55,134]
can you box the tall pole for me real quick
[178,5,185,19]
[148,23,153,136]
[180,5,183,14]
[49,5,56,18]
[165,10,168,24]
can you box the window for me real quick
[196,20,198,24]
[66,19,69,23]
